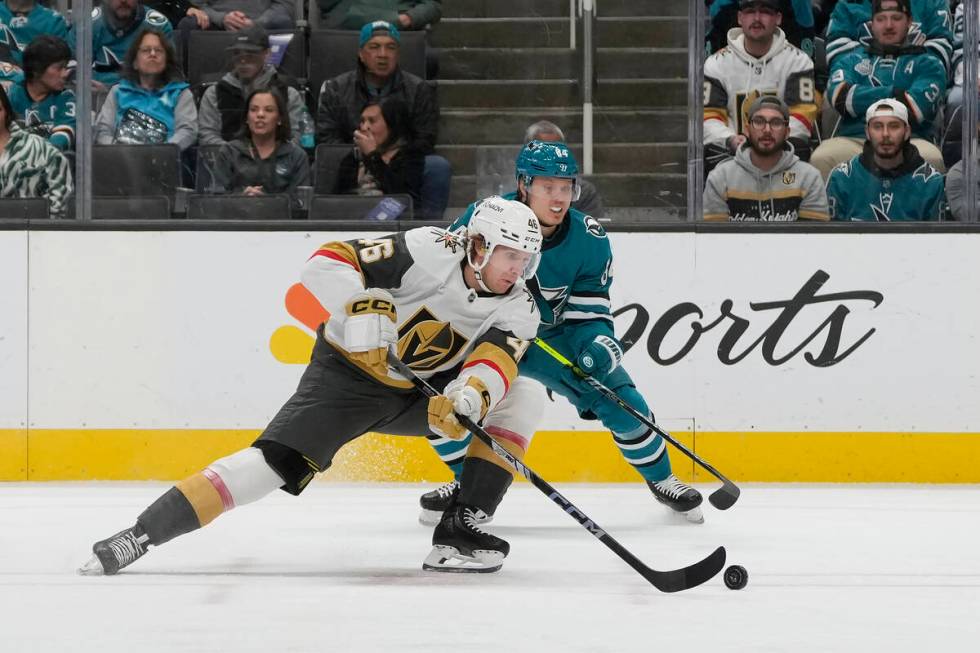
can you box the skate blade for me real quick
[77,555,106,576]
[418,509,443,527]
[682,507,705,524]
[418,509,493,528]
[421,545,503,573]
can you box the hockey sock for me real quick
[613,420,672,483]
[456,425,528,515]
[137,447,284,546]
[425,432,472,479]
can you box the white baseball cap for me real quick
[865,98,909,126]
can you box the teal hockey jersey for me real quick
[73,6,173,87]
[826,143,944,221]
[0,3,70,65]
[7,81,75,150]
[451,192,615,353]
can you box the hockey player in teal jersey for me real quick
[419,141,705,529]
[0,0,70,65]
[72,0,174,88]
[8,35,74,151]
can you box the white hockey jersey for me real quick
[301,226,540,408]
[703,27,818,147]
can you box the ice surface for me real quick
[1,482,978,652]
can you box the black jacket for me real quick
[315,63,438,154]
[335,145,425,207]
[214,138,311,208]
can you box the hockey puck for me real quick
[724,564,748,590]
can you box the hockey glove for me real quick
[428,376,491,440]
[576,335,624,382]
[343,288,398,376]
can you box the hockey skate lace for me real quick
[462,509,490,534]
[108,531,144,566]
[656,475,689,500]
[436,480,459,499]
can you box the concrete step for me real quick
[438,108,687,145]
[438,78,686,108]
[448,172,686,208]
[443,0,689,19]
[430,17,687,48]
[437,143,687,176]
[437,47,687,80]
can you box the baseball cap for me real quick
[866,98,909,125]
[359,21,401,48]
[872,0,911,16]
[747,95,789,120]
[227,24,269,52]
[739,0,781,10]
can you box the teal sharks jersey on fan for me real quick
[451,191,615,352]
[0,3,69,65]
[74,6,173,87]
[7,81,75,150]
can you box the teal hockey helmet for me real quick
[515,140,581,201]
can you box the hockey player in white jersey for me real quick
[80,198,543,576]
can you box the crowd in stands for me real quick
[704,0,979,221]
[0,0,976,221]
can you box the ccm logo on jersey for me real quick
[349,298,396,320]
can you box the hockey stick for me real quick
[387,349,726,593]
[533,337,741,511]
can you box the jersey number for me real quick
[357,238,394,263]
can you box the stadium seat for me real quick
[186,194,293,220]
[187,29,308,88]
[63,196,172,220]
[308,29,426,103]
[312,143,352,194]
[308,194,413,220]
[0,197,49,220]
[92,144,182,207]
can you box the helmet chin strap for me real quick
[467,240,495,293]
[472,268,494,293]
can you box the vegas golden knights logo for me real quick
[396,306,469,370]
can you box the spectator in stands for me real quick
[706,0,816,60]
[213,87,310,211]
[317,0,442,31]
[198,25,306,147]
[812,0,946,179]
[174,0,293,70]
[316,20,449,220]
[826,98,944,220]
[942,1,979,167]
[0,83,72,217]
[703,0,817,174]
[333,96,423,209]
[8,35,74,151]
[825,0,953,74]
[704,95,828,221]
[82,0,174,89]
[93,28,197,151]
[945,113,979,221]
[524,120,604,218]
[0,0,69,65]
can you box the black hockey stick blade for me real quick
[387,349,727,593]
[645,545,727,593]
[709,482,740,511]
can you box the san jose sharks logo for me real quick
[870,192,894,222]
[93,45,123,73]
[528,281,569,325]
[396,306,468,370]
[0,25,25,56]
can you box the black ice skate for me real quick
[419,480,496,526]
[78,524,150,575]
[423,503,509,573]
[647,474,705,524]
